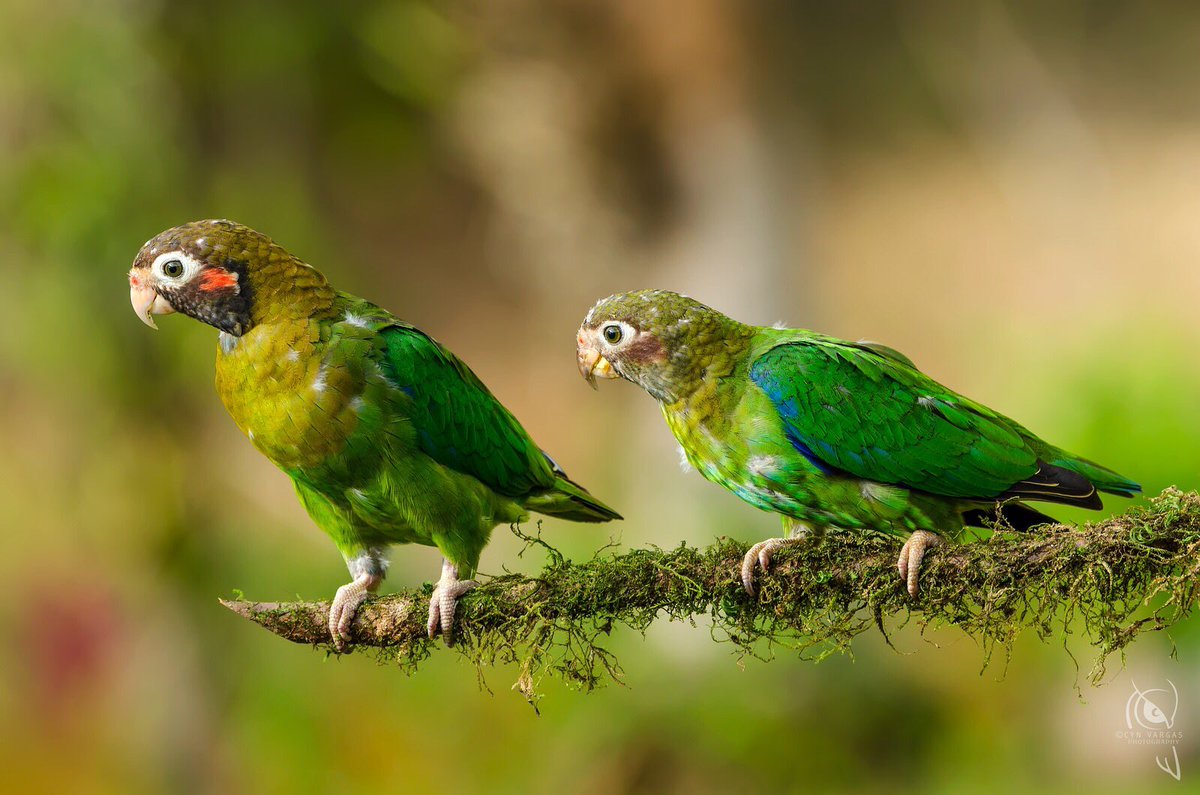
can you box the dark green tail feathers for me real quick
[526,475,624,523]
[969,456,1140,531]
[999,454,1140,514]
[1001,457,1139,510]
[1052,456,1142,498]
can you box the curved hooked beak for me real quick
[129,270,175,330]
[576,331,616,389]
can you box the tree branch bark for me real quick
[222,488,1200,693]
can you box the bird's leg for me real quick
[427,558,478,646]
[741,521,811,597]
[328,552,386,650]
[897,530,943,597]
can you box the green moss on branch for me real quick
[222,488,1200,698]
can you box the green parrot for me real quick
[128,220,620,647]
[576,290,1139,596]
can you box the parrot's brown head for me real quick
[576,289,751,403]
[128,219,332,336]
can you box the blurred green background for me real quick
[2,1,1199,792]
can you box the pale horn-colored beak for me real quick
[129,271,174,330]
[576,332,616,389]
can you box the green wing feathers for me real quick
[749,337,1140,506]
[378,320,620,520]
[380,323,552,497]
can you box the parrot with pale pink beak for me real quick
[577,289,1139,597]
[129,219,620,647]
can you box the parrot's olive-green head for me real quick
[129,219,332,336]
[577,289,748,403]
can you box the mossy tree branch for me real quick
[222,489,1200,698]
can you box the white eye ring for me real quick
[151,250,201,284]
[600,321,636,347]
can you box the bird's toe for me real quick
[437,580,478,646]
[328,576,377,650]
[741,537,798,597]
[426,591,441,640]
[898,530,942,597]
[740,543,764,596]
[427,559,479,645]
[327,604,345,650]
[329,600,357,650]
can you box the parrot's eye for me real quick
[150,251,200,283]
[602,324,623,344]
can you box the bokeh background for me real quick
[2,1,1199,792]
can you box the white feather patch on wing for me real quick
[677,445,693,473]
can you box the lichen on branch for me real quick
[222,488,1200,699]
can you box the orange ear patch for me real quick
[200,268,239,292]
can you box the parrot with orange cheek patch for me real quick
[129,220,620,648]
[576,289,1139,597]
